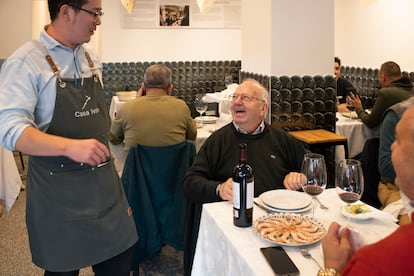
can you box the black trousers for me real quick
[44,247,132,276]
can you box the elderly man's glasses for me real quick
[231,93,265,103]
[69,4,104,19]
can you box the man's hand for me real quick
[348,92,363,109]
[283,172,306,190]
[218,178,233,201]
[65,139,110,166]
[15,127,110,166]
[322,222,353,272]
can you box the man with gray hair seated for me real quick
[110,63,197,149]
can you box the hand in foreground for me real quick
[218,178,233,201]
[322,222,353,272]
[283,172,306,190]
[348,92,363,109]
[66,139,110,166]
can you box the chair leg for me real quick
[19,151,25,170]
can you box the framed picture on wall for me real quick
[121,0,240,29]
[160,5,190,27]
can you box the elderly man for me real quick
[110,64,196,149]
[182,79,307,275]
[350,61,413,129]
[320,97,414,276]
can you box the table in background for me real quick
[335,112,379,161]
[192,188,398,276]
[109,96,125,120]
[0,147,22,213]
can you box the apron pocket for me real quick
[46,162,122,221]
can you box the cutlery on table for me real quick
[300,248,323,269]
[253,199,271,213]
[314,196,329,209]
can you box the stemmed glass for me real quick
[335,159,364,228]
[195,93,208,125]
[301,153,328,217]
[346,97,355,120]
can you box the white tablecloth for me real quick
[0,147,22,213]
[335,112,379,161]
[192,188,398,276]
[109,96,126,120]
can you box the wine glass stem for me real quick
[311,197,316,218]
[347,204,351,228]
[199,112,203,125]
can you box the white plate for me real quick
[253,213,326,246]
[259,190,312,210]
[195,116,219,124]
[255,198,312,213]
[341,111,358,119]
[341,203,398,222]
[340,203,373,221]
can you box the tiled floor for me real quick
[0,152,183,275]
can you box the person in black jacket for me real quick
[335,57,357,112]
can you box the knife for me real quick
[253,199,271,213]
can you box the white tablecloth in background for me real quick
[0,147,22,213]
[192,188,398,276]
[109,96,125,120]
[335,112,379,161]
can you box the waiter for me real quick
[0,1,137,275]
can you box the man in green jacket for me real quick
[350,61,413,129]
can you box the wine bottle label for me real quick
[232,180,254,210]
[246,180,254,208]
[233,181,241,210]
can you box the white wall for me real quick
[240,0,271,75]
[335,0,414,71]
[100,1,241,62]
[0,0,32,58]
[241,0,333,77]
[269,0,334,76]
[2,0,414,73]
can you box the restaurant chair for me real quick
[359,138,382,209]
[121,141,196,272]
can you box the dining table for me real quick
[109,95,125,121]
[0,147,22,213]
[191,188,398,276]
[335,112,379,161]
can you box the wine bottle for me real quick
[233,143,254,227]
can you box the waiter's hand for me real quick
[66,139,110,166]
[283,172,306,190]
[218,178,233,201]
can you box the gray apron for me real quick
[26,48,138,272]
